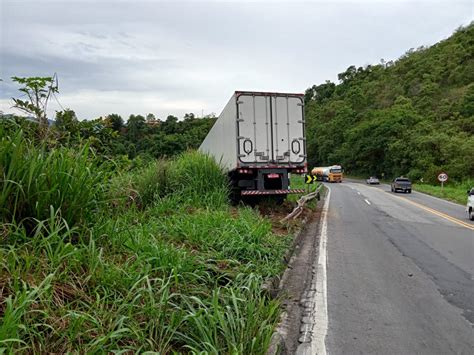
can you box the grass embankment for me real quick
[0,128,298,353]
[413,181,472,205]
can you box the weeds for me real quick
[414,179,473,204]
[0,126,292,352]
[182,274,279,354]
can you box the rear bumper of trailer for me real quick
[241,189,306,196]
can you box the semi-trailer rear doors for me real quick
[236,93,305,165]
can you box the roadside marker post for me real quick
[305,174,318,184]
[305,174,318,193]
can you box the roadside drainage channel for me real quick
[266,188,327,355]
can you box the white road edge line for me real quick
[310,186,330,354]
[364,199,371,205]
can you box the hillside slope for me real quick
[305,23,473,183]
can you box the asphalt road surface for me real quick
[322,181,474,354]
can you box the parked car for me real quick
[391,177,412,193]
[366,176,380,185]
[467,188,474,221]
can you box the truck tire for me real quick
[229,186,242,205]
[272,195,286,205]
[469,209,474,221]
[407,189,412,194]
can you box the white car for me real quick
[467,188,474,221]
[366,176,380,185]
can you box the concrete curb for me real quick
[266,188,327,355]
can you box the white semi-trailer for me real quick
[199,91,307,201]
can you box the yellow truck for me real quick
[311,165,343,183]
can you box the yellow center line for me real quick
[388,193,474,231]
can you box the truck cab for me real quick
[467,188,474,221]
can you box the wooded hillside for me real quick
[305,23,473,183]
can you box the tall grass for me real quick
[109,150,229,210]
[1,203,287,352]
[414,179,473,205]
[109,159,171,208]
[182,274,280,354]
[1,128,289,352]
[0,128,106,231]
[168,151,229,207]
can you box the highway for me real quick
[320,181,474,354]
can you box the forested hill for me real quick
[305,23,473,183]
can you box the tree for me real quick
[127,114,146,141]
[305,22,474,181]
[11,75,59,134]
[105,113,124,131]
[146,113,156,122]
[55,109,79,136]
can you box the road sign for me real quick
[438,173,448,182]
[305,174,318,184]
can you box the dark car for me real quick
[391,177,412,193]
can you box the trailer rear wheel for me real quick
[241,195,261,207]
[272,195,286,205]
[230,187,242,205]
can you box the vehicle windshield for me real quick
[396,178,410,182]
[331,169,342,173]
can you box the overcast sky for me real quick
[0,0,472,120]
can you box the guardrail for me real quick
[280,184,323,223]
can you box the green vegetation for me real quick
[3,98,215,162]
[305,23,473,186]
[413,180,473,205]
[1,128,106,231]
[0,122,293,352]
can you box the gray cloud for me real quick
[1,0,472,120]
